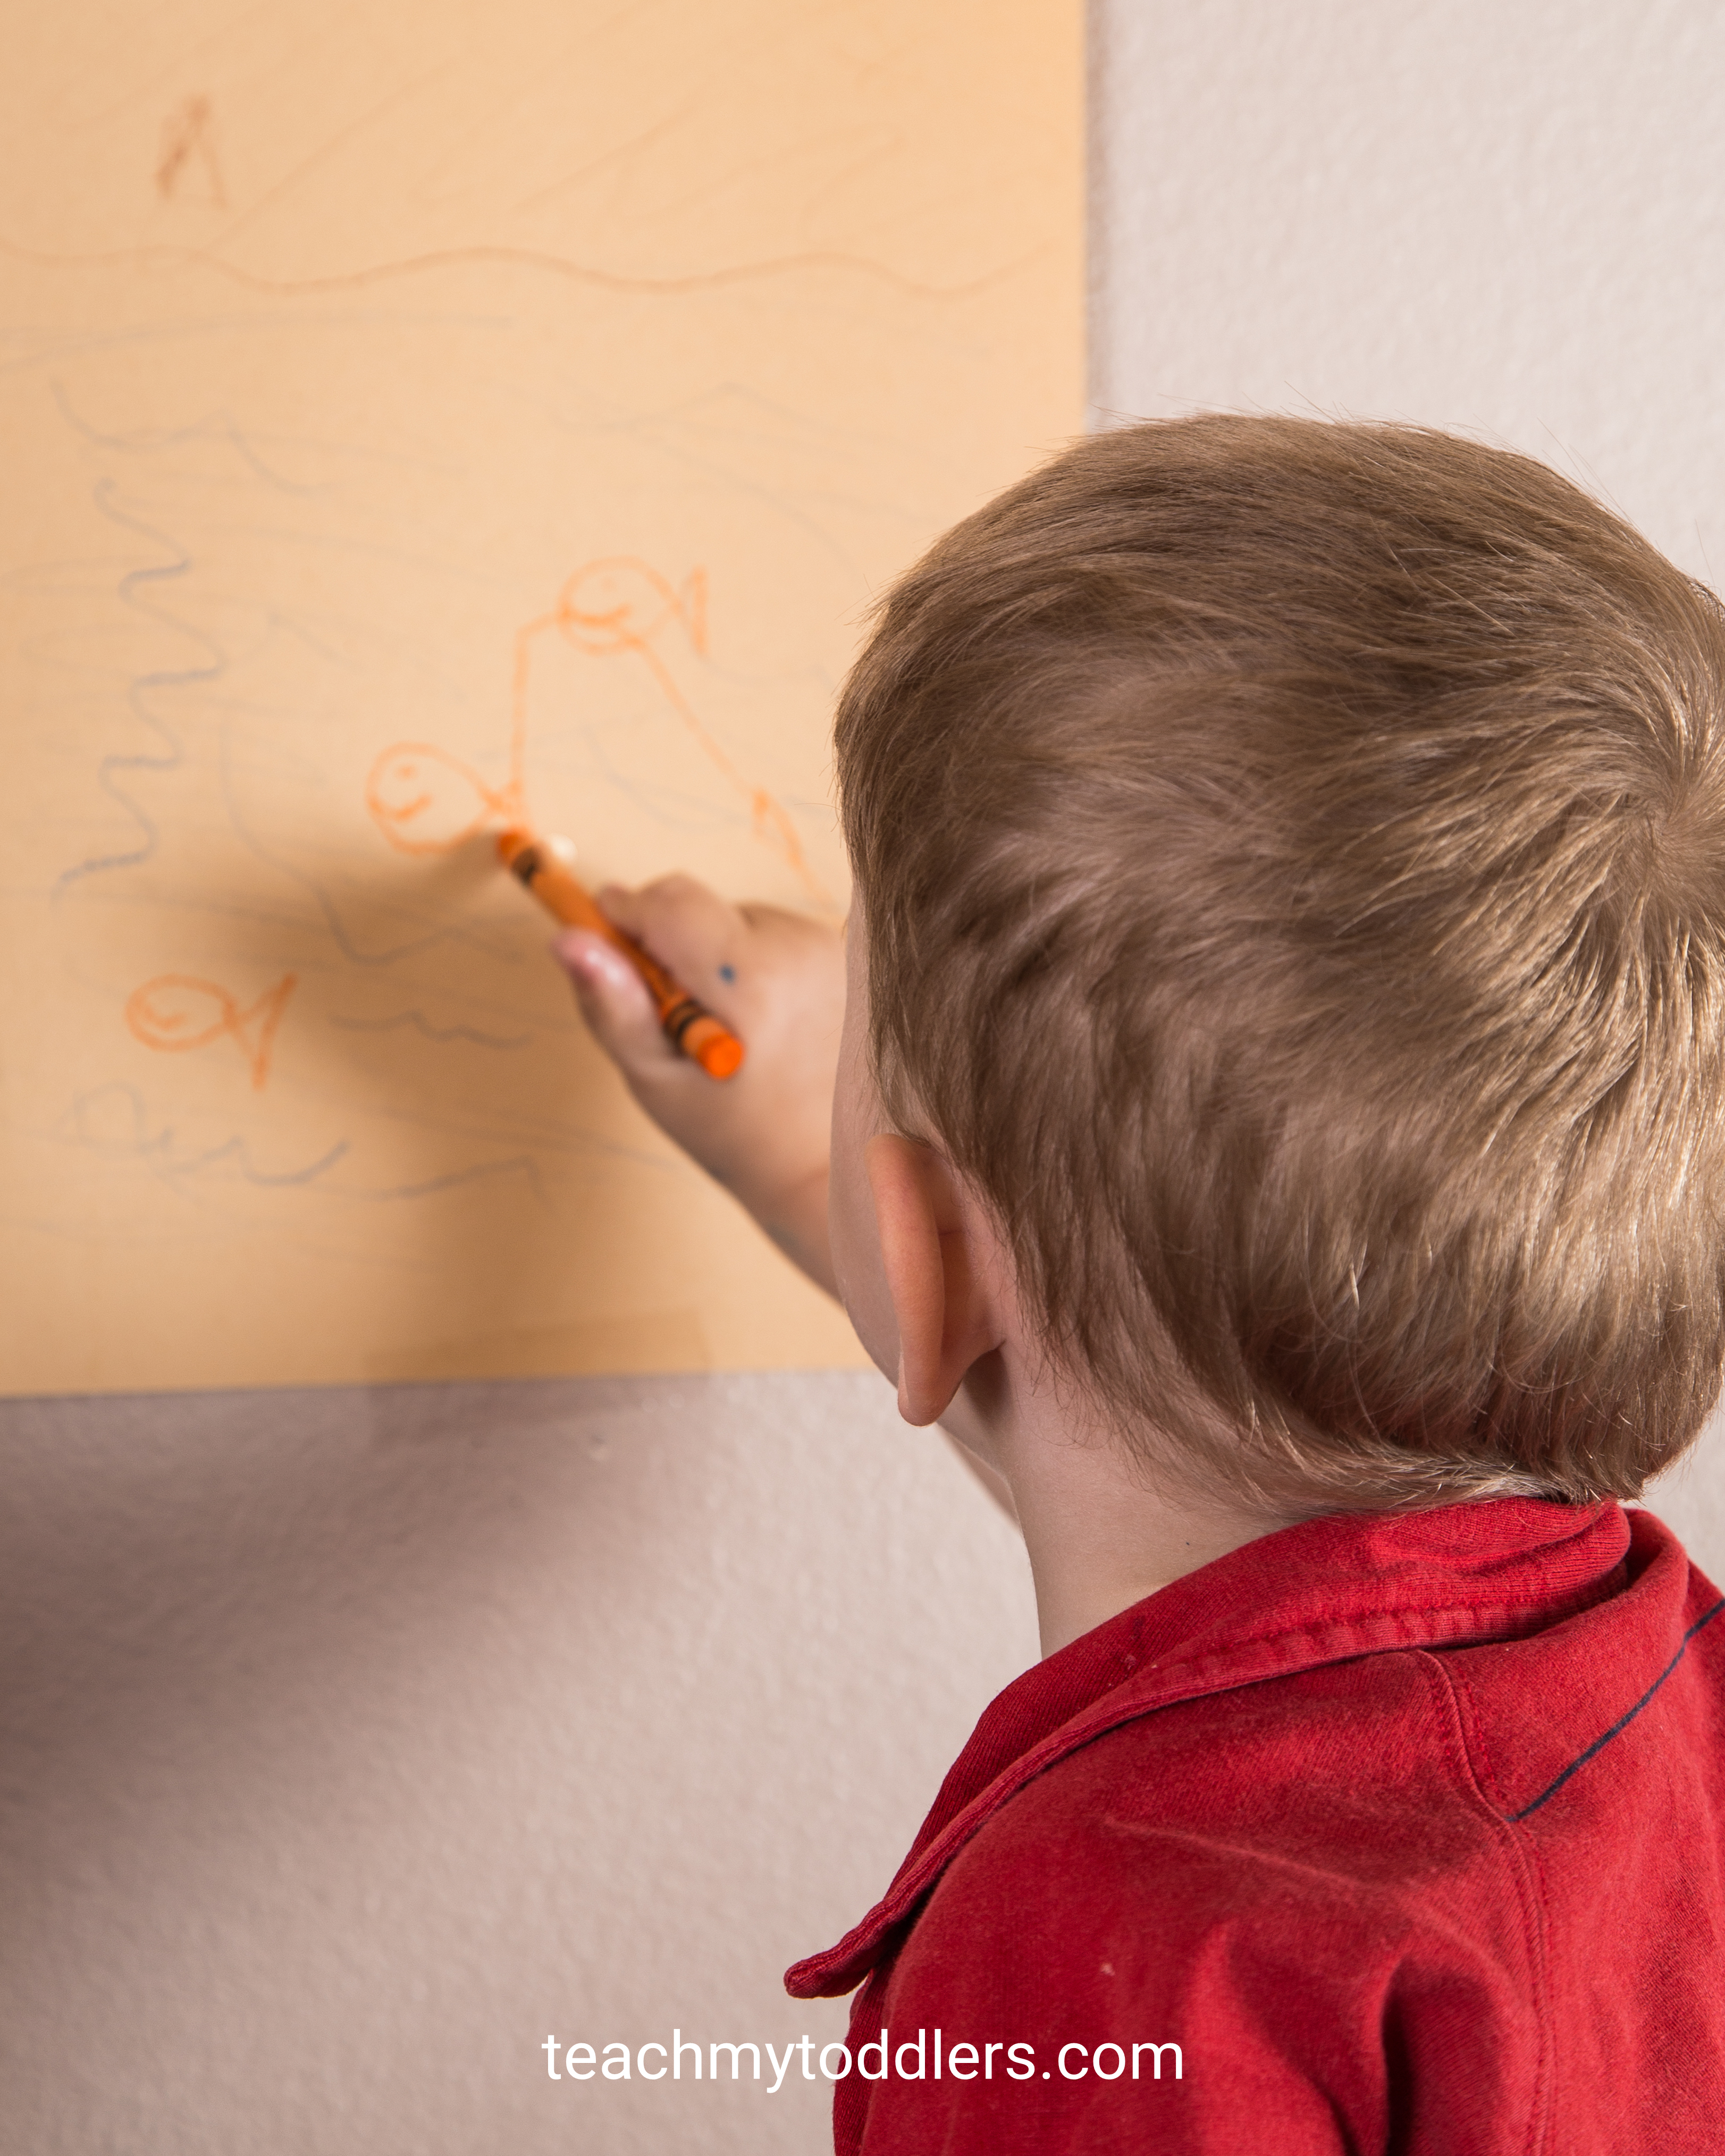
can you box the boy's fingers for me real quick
[596,875,742,1008]
[553,930,680,1075]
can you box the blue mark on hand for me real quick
[719,963,736,983]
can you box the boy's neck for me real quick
[943,1362,1285,1659]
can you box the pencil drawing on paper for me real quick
[0,0,1078,1393]
[365,557,835,907]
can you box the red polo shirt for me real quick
[786,1497,1725,2153]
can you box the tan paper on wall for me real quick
[0,0,1082,1395]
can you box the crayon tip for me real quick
[497,824,575,869]
[696,1034,746,1080]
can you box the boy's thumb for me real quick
[553,930,675,1073]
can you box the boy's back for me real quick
[556,415,1725,2148]
[790,1498,1725,2151]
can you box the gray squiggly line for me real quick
[54,483,226,893]
[51,378,321,494]
[65,1085,351,1188]
[171,1134,354,1186]
[329,1010,533,1049]
[64,1085,554,1202]
[353,1155,547,1204]
[215,715,498,970]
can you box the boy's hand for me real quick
[553,876,844,1296]
[561,876,1020,1529]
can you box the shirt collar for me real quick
[786,1495,1630,2000]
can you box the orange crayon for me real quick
[497,828,745,1081]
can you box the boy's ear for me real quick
[865,1134,1004,1426]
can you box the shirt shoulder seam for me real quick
[1413,1649,1554,2156]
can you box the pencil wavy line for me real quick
[52,377,320,494]
[178,1135,353,1186]
[54,484,225,892]
[354,1155,548,1204]
[64,1085,351,1187]
[0,233,1036,303]
[329,1010,533,1050]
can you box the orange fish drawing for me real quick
[364,743,517,855]
[554,559,708,657]
[549,558,830,905]
[124,973,298,1089]
[363,554,832,907]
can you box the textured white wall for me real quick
[0,1377,1034,2153]
[1089,0,1725,1573]
[6,7,1725,2151]
[1089,0,1725,587]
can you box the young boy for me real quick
[555,417,1725,2152]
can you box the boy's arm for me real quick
[554,875,844,1296]
[556,876,1017,1523]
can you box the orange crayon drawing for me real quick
[366,557,831,906]
[365,743,517,856]
[124,973,298,1089]
[156,95,228,208]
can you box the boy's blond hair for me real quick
[836,416,1725,1511]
